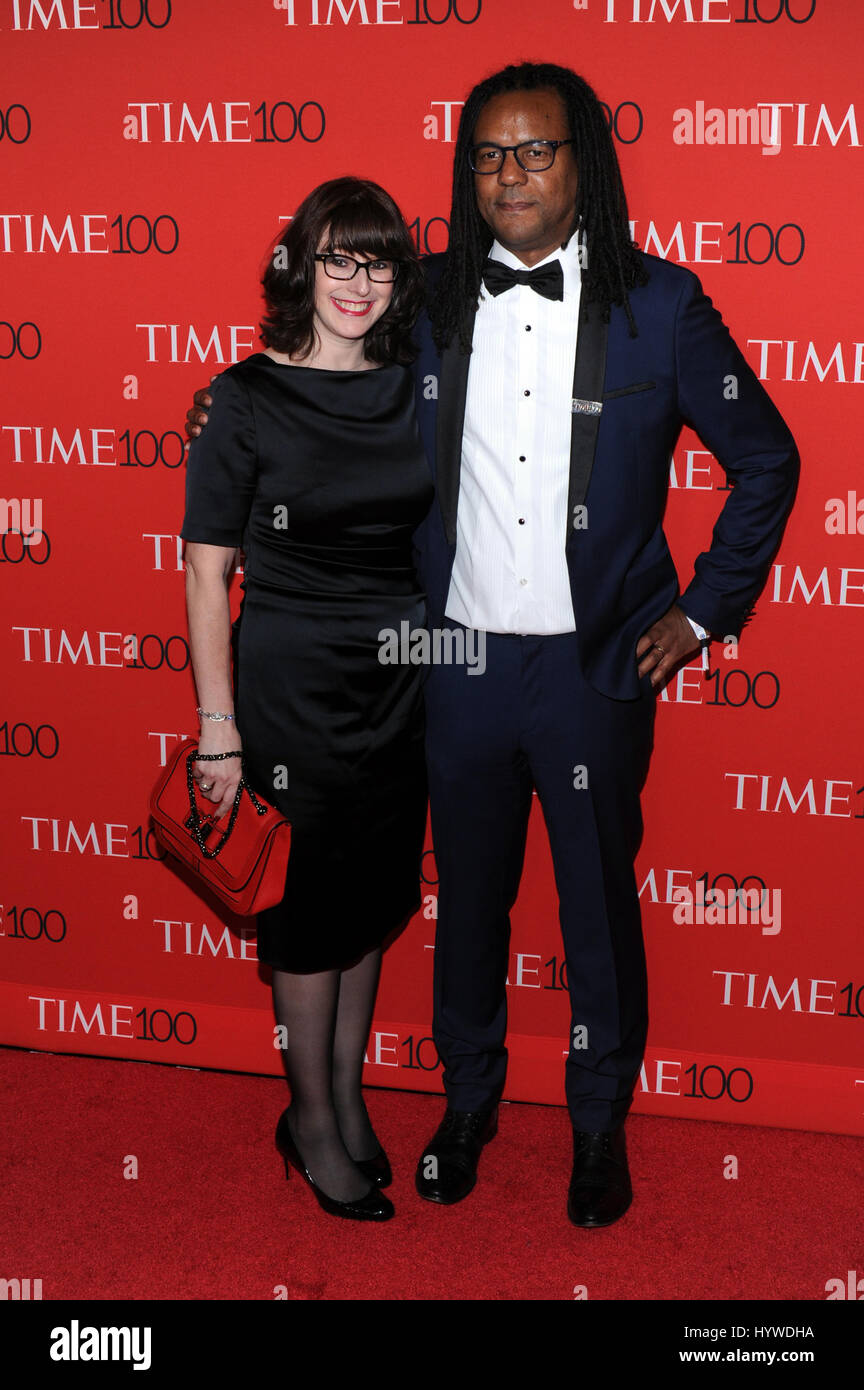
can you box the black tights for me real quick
[271,947,383,1203]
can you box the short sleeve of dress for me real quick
[180,369,258,547]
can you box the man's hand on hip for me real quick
[636,604,703,688]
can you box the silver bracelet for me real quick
[197,708,235,722]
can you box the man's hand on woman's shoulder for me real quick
[184,376,220,443]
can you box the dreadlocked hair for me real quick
[430,62,649,353]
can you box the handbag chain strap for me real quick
[185,749,270,860]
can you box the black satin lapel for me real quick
[566,297,609,537]
[436,331,473,548]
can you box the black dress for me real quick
[180,353,434,972]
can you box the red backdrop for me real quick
[2,0,862,1137]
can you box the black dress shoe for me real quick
[415,1105,498,1205]
[567,1126,632,1228]
[354,1147,392,1188]
[275,1109,394,1222]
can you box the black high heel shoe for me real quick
[354,1147,392,1188]
[275,1109,394,1222]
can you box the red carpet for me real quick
[2,1046,860,1302]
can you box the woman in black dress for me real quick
[181,178,433,1221]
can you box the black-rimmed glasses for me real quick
[314,253,400,283]
[469,139,575,174]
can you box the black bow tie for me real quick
[482,258,564,302]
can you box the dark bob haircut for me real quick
[260,176,424,366]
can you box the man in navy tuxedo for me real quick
[408,62,798,1226]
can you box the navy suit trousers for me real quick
[424,623,656,1132]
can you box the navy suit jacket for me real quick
[410,250,799,701]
